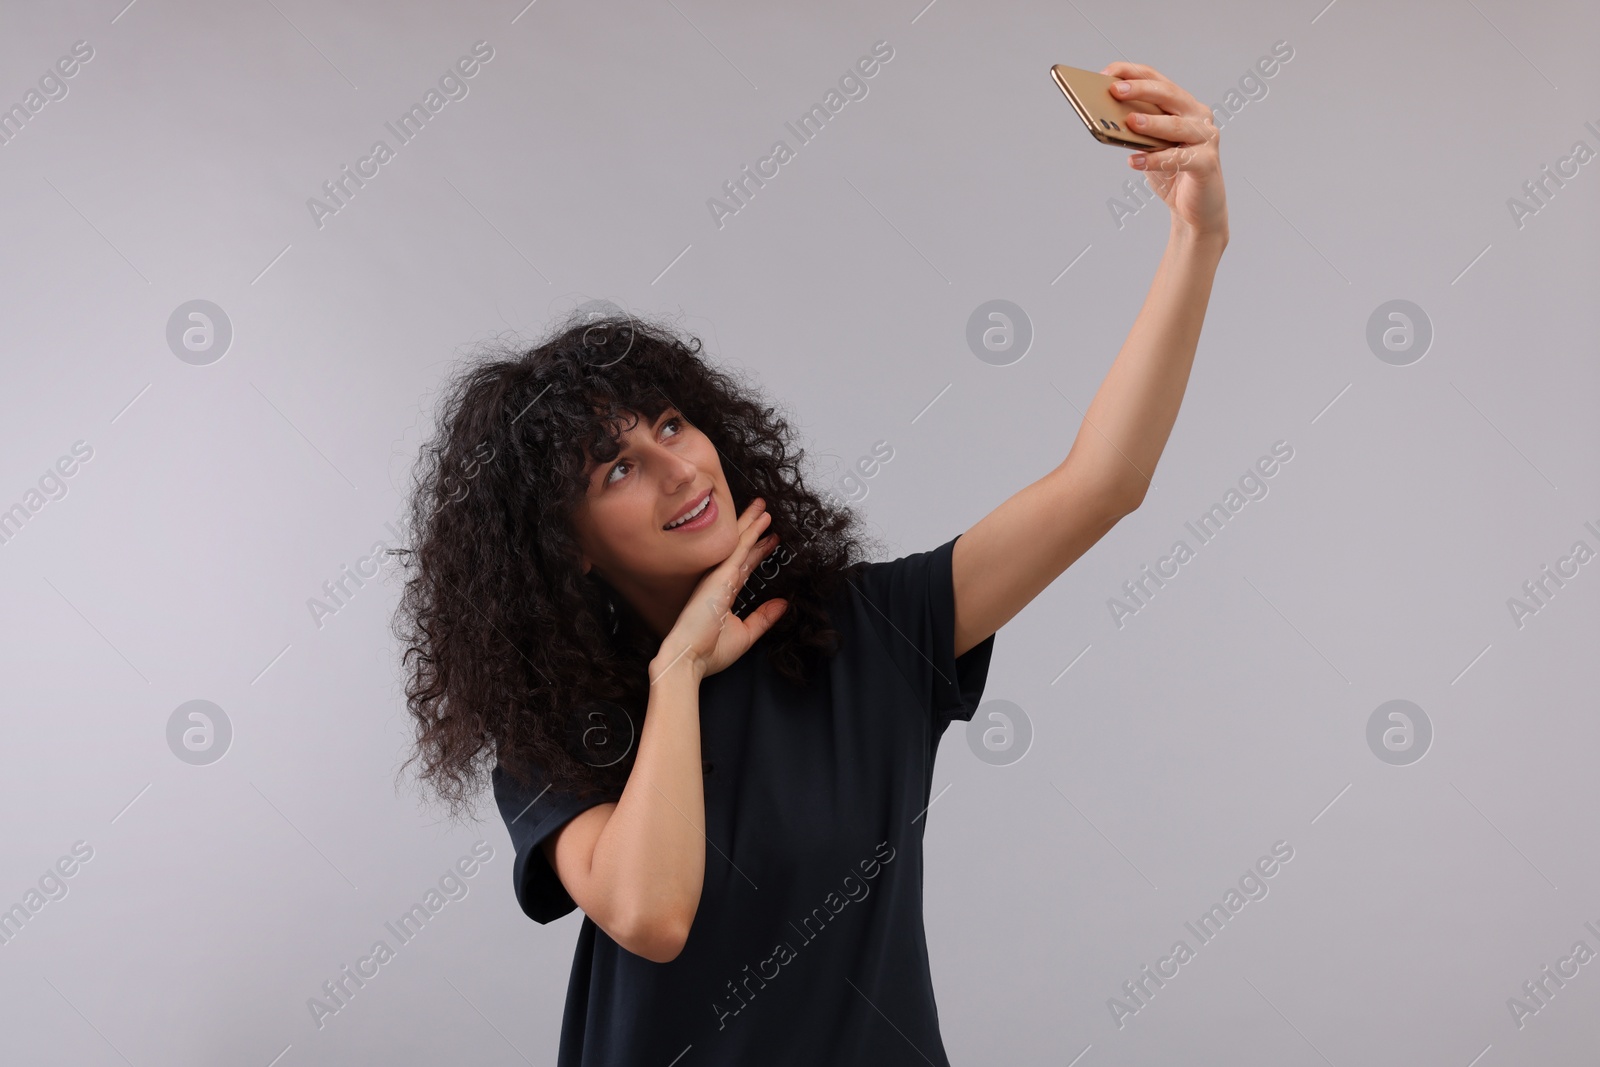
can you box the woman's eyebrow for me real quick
[585,410,669,477]
[619,409,672,442]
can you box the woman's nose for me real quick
[652,446,699,487]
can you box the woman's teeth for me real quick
[665,495,710,529]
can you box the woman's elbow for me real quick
[620,908,692,963]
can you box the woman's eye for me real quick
[605,415,683,484]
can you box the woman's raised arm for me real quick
[949,61,1230,658]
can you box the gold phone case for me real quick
[1050,64,1178,151]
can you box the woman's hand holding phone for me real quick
[1099,61,1229,242]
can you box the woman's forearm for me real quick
[1067,224,1228,509]
[587,657,707,958]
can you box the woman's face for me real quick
[571,406,739,633]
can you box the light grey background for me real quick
[2,0,1596,1064]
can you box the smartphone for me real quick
[1050,64,1179,152]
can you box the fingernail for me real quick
[1115,81,1130,93]
[1130,153,1147,167]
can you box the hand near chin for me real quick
[650,498,787,683]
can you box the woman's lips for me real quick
[663,490,717,532]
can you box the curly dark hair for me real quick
[391,305,881,822]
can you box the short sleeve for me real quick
[850,533,997,724]
[491,761,621,924]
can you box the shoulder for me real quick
[841,536,959,618]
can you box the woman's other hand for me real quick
[649,498,787,684]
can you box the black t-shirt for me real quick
[491,534,997,1066]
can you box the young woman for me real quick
[393,61,1227,1067]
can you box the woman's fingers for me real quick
[1101,61,1166,83]
[743,596,789,641]
[729,526,780,603]
[1133,137,1213,173]
[1111,77,1204,120]
[733,509,772,563]
[1104,62,1209,124]
[743,530,776,567]
[1124,109,1215,145]
[1102,65,1219,167]
[734,496,766,535]
[705,508,774,618]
